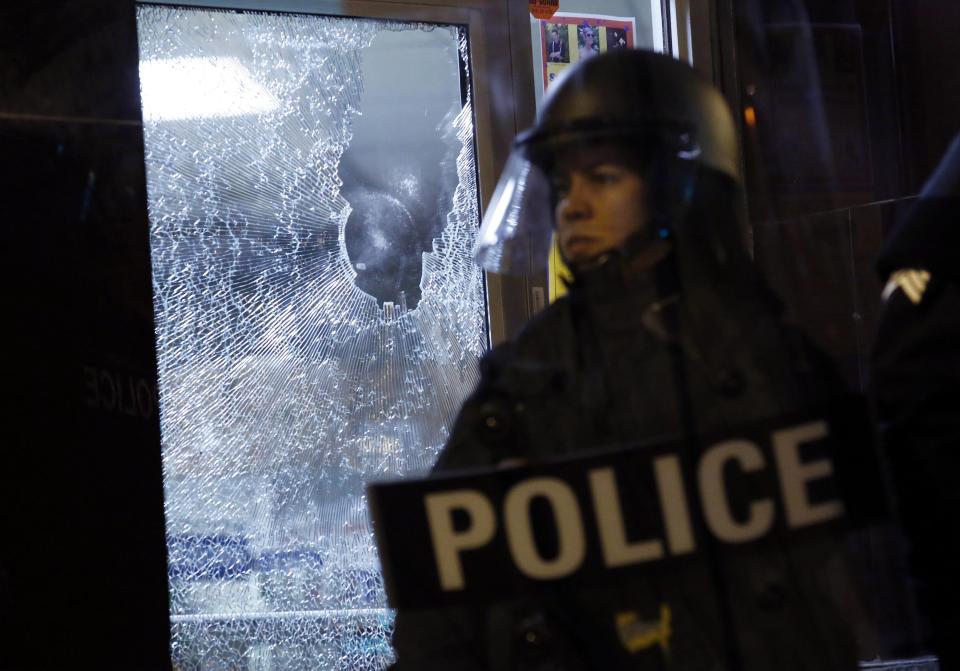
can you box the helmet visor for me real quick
[474,151,555,274]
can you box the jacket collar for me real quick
[566,236,675,333]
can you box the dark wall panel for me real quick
[892,0,960,193]
[0,2,143,121]
[0,2,171,669]
[734,0,960,385]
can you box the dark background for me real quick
[732,0,960,386]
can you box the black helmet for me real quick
[475,50,740,274]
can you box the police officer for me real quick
[391,50,873,670]
[870,134,960,670]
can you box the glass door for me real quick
[136,4,493,668]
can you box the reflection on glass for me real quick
[137,6,486,669]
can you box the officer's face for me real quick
[551,146,650,266]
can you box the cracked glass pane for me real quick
[136,5,486,669]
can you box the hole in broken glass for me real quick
[339,29,464,310]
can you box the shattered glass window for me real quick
[136,5,487,669]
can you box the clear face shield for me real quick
[473,150,555,275]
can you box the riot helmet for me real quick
[475,49,741,274]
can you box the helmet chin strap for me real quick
[564,249,614,275]
[563,227,672,279]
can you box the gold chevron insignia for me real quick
[883,268,931,305]
[616,603,672,656]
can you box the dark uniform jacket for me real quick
[870,168,960,668]
[392,246,873,671]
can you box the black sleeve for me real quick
[433,345,523,472]
[868,279,960,667]
[870,280,960,500]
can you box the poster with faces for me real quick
[539,13,637,91]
